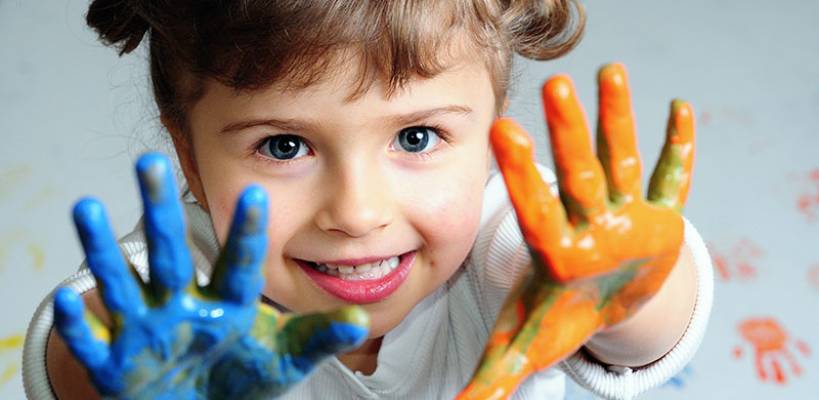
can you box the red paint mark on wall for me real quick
[733,317,811,385]
[796,169,819,222]
[808,264,819,290]
[709,239,762,282]
[699,111,712,127]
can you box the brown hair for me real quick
[87,0,584,136]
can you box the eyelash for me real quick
[251,124,452,164]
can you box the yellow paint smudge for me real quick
[0,364,18,387]
[27,244,45,271]
[0,334,23,353]
[0,334,24,388]
[0,165,32,201]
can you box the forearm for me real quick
[584,242,698,367]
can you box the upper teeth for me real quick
[313,256,401,280]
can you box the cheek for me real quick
[402,159,488,273]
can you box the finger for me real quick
[490,118,567,254]
[596,63,643,204]
[73,198,147,318]
[53,287,111,372]
[207,185,269,304]
[280,306,369,371]
[542,74,608,223]
[136,152,194,299]
[647,99,696,211]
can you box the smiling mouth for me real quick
[303,256,401,281]
[294,251,417,304]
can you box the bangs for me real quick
[192,0,501,99]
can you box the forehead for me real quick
[195,57,496,124]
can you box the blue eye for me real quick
[393,126,441,153]
[259,135,309,160]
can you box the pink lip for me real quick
[296,251,416,304]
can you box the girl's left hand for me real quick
[458,63,695,399]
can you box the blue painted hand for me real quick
[53,152,370,399]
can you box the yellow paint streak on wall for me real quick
[0,334,23,353]
[0,364,19,387]
[0,334,24,388]
[27,244,45,271]
[0,165,32,201]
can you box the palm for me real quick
[54,153,369,399]
[458,63,695,399]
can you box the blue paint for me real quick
[662,365,694,390]
[136,152,194,298]
[55,153,370,399]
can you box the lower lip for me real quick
[296,252,416,304]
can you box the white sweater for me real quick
[23,168,714,399]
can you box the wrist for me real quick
[585,242,698,367]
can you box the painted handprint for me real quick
[458,63,695,399]
[795,168,819,222]
[54,153,369,399]
[710,238,761,282]
[733,317,811,385]
[808,264,819,291]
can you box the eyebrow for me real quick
[219,104,473,134]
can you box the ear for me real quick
[162,116,210,211]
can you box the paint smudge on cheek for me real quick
[732,317,811,385]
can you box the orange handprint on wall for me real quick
[808,264,819,291]
[710,238,762,282]
[733,318,811,384]
[795,169,819,222]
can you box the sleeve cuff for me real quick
[22,267,97,400]
[559,217,714,400]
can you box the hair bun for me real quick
[501,0,585,61]
[86,0,151,55]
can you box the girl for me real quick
[23,0,713,399]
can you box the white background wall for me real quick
[2,1,818,398]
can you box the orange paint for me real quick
[796,169,819,221]
[710,239,761,282]
[735,317,810,385]
[808,265,819,289]
[459,63,695,398]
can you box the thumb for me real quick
[280,306,370,369]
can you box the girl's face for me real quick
[180,58,496,337]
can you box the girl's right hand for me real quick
[53,153,369,399]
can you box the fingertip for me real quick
[671,99,694,120]
[490,118,533,158]
[542,74,575,104]
[135,151,172,176]
[136,152,177,202]
[598,63,629,96]
[670,99,695,142]
[72,197,106,229]
[598,62,626,76]
[238,184,269,210]
[54,287,83,320]
[336,305,370,329]
[235,185,269,236]
[328,321,369,348]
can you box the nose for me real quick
[315,160,394,238]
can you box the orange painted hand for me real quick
[458,63,696,399]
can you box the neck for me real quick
[337,336,383,375]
